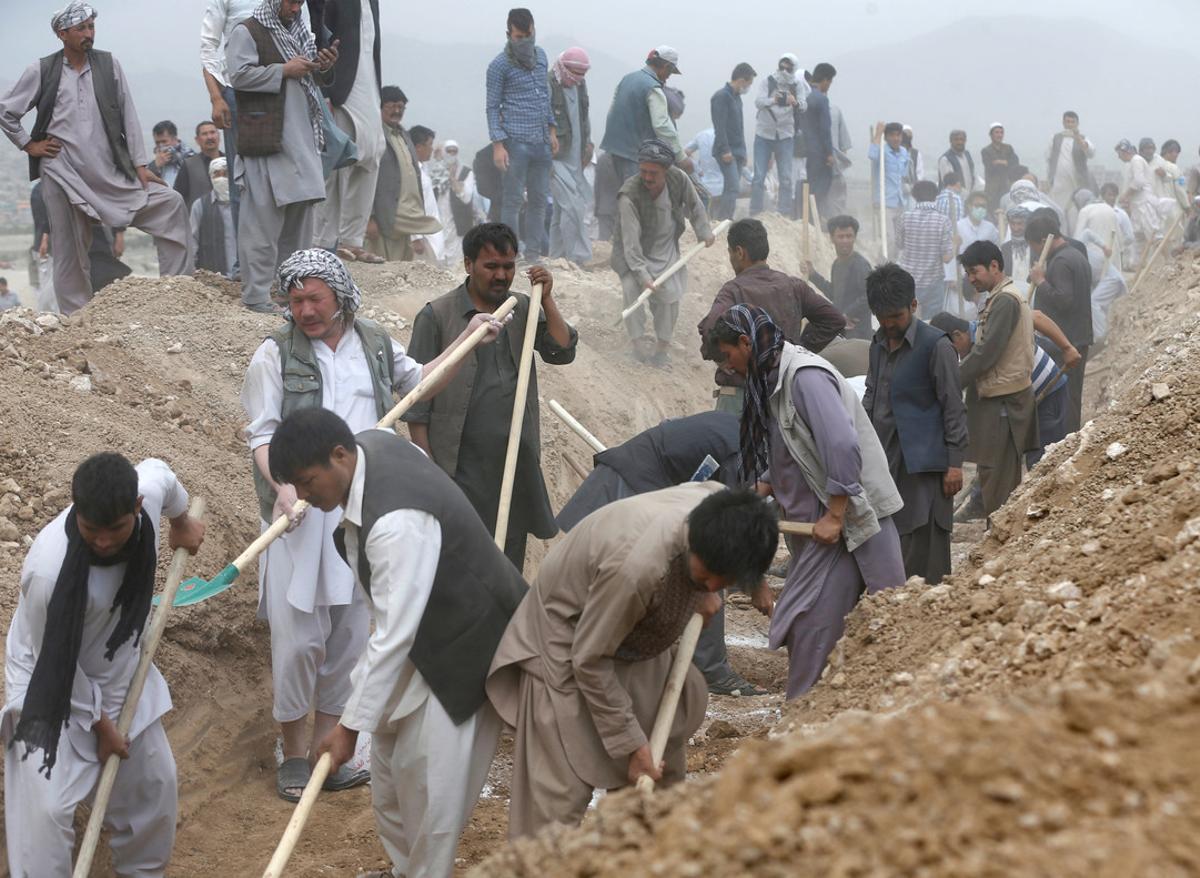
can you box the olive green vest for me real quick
[253,318,395,521]
[610,166,692,278]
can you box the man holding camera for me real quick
[750,53,808,217]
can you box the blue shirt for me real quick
[868,142,911,208]
[485,47,555,145]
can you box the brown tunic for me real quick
[486,483,716,792]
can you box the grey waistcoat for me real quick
[771,343,904,552]
[336,429,529,724]
[252,318,395,522]
[29,50,135,182]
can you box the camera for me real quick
[775,92,789,107]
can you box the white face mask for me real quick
[212,177,230,202]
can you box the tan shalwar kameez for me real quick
[367,127,442,262]
[486,482,716,839]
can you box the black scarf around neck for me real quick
[11,506,157,778]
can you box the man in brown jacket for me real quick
[403,222,577,571]
[486,483,778,838]
[959,240,1037,517]
[698,217,847,412]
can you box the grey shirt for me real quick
[226,24,327,206]
[616,180,711,296]
[0,55,150,226]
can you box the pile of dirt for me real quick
[469,255,1200,875]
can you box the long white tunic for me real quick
[339,436,500,878]
[1,460,187,759]
[200,0,272,89]
[0,56,150,227]
[340,0,384,173]
[1122,154,1160,239]
[240,328,421,612]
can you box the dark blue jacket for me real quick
[710,83,746,161]
[798,89,833,160]
[868,319,955,474]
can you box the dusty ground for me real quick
[0,213,1195,876]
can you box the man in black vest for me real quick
[174,120,225,210]
[938,129,980,193]
[404,223,577,571]
[0,2,192,315]
[268,408,526,878]
[863,263,968,584]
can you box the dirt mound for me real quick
[469,255,1200,875]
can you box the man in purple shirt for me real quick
[707,304,906,698]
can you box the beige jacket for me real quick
[976,278,1034,398]
[486,483,715,790]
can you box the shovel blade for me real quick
[153,564,241,607]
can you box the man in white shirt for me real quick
[314,0,387,265]
[1116,138,1160,266]
[1099,182,1137,271]
[1046,111,1095,211]
[268,409,527,878]
[3,453,204,876]
[200,0,268,227]
[240,249,504,802]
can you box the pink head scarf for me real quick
[553,47,591,88]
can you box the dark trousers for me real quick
[692,597,734,684]
[1027,383,1070,469]
[1064,345,1090,434]
[806,156,834,218]
[715,158,742,220]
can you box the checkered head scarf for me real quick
[278,249,362,322]
[719,304,784,485]
[251,0,325,150]
[51,1,96,32]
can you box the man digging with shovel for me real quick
[2,454,204,876]
[486,481,777,838]
[240,248,508,802]
[708,304,906,698]
[267,408,527,878]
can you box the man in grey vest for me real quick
[0,2,192,315]
[226,0,338,312]
[599,46,692,186]
[268,408,526,878]
[241,248,506,802]
[863,263,967,585]
[404,223,577,571]
[614,138,714,367]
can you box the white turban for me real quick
[208,157,228,180]
[277,248,362,320]
[51,1,96,32]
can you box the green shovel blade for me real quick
[153,564,241,607]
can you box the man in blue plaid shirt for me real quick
[486,7,558,260]
[897,179,955,316]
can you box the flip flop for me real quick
[276,756,311,802]
[323,762,370,792]
[336,247,359,262]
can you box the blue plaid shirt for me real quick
[897,202,954,286]
[486,47,555,145]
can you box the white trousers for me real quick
[261,542,369,723]
[315,106,381,250]
[4,719,177,877]
[370,698,501,878]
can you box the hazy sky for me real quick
[3,0,1198,74]
[2,0,1198,181]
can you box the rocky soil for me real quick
[0,215,1195,877]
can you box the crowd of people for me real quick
[1,2,1199,878]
